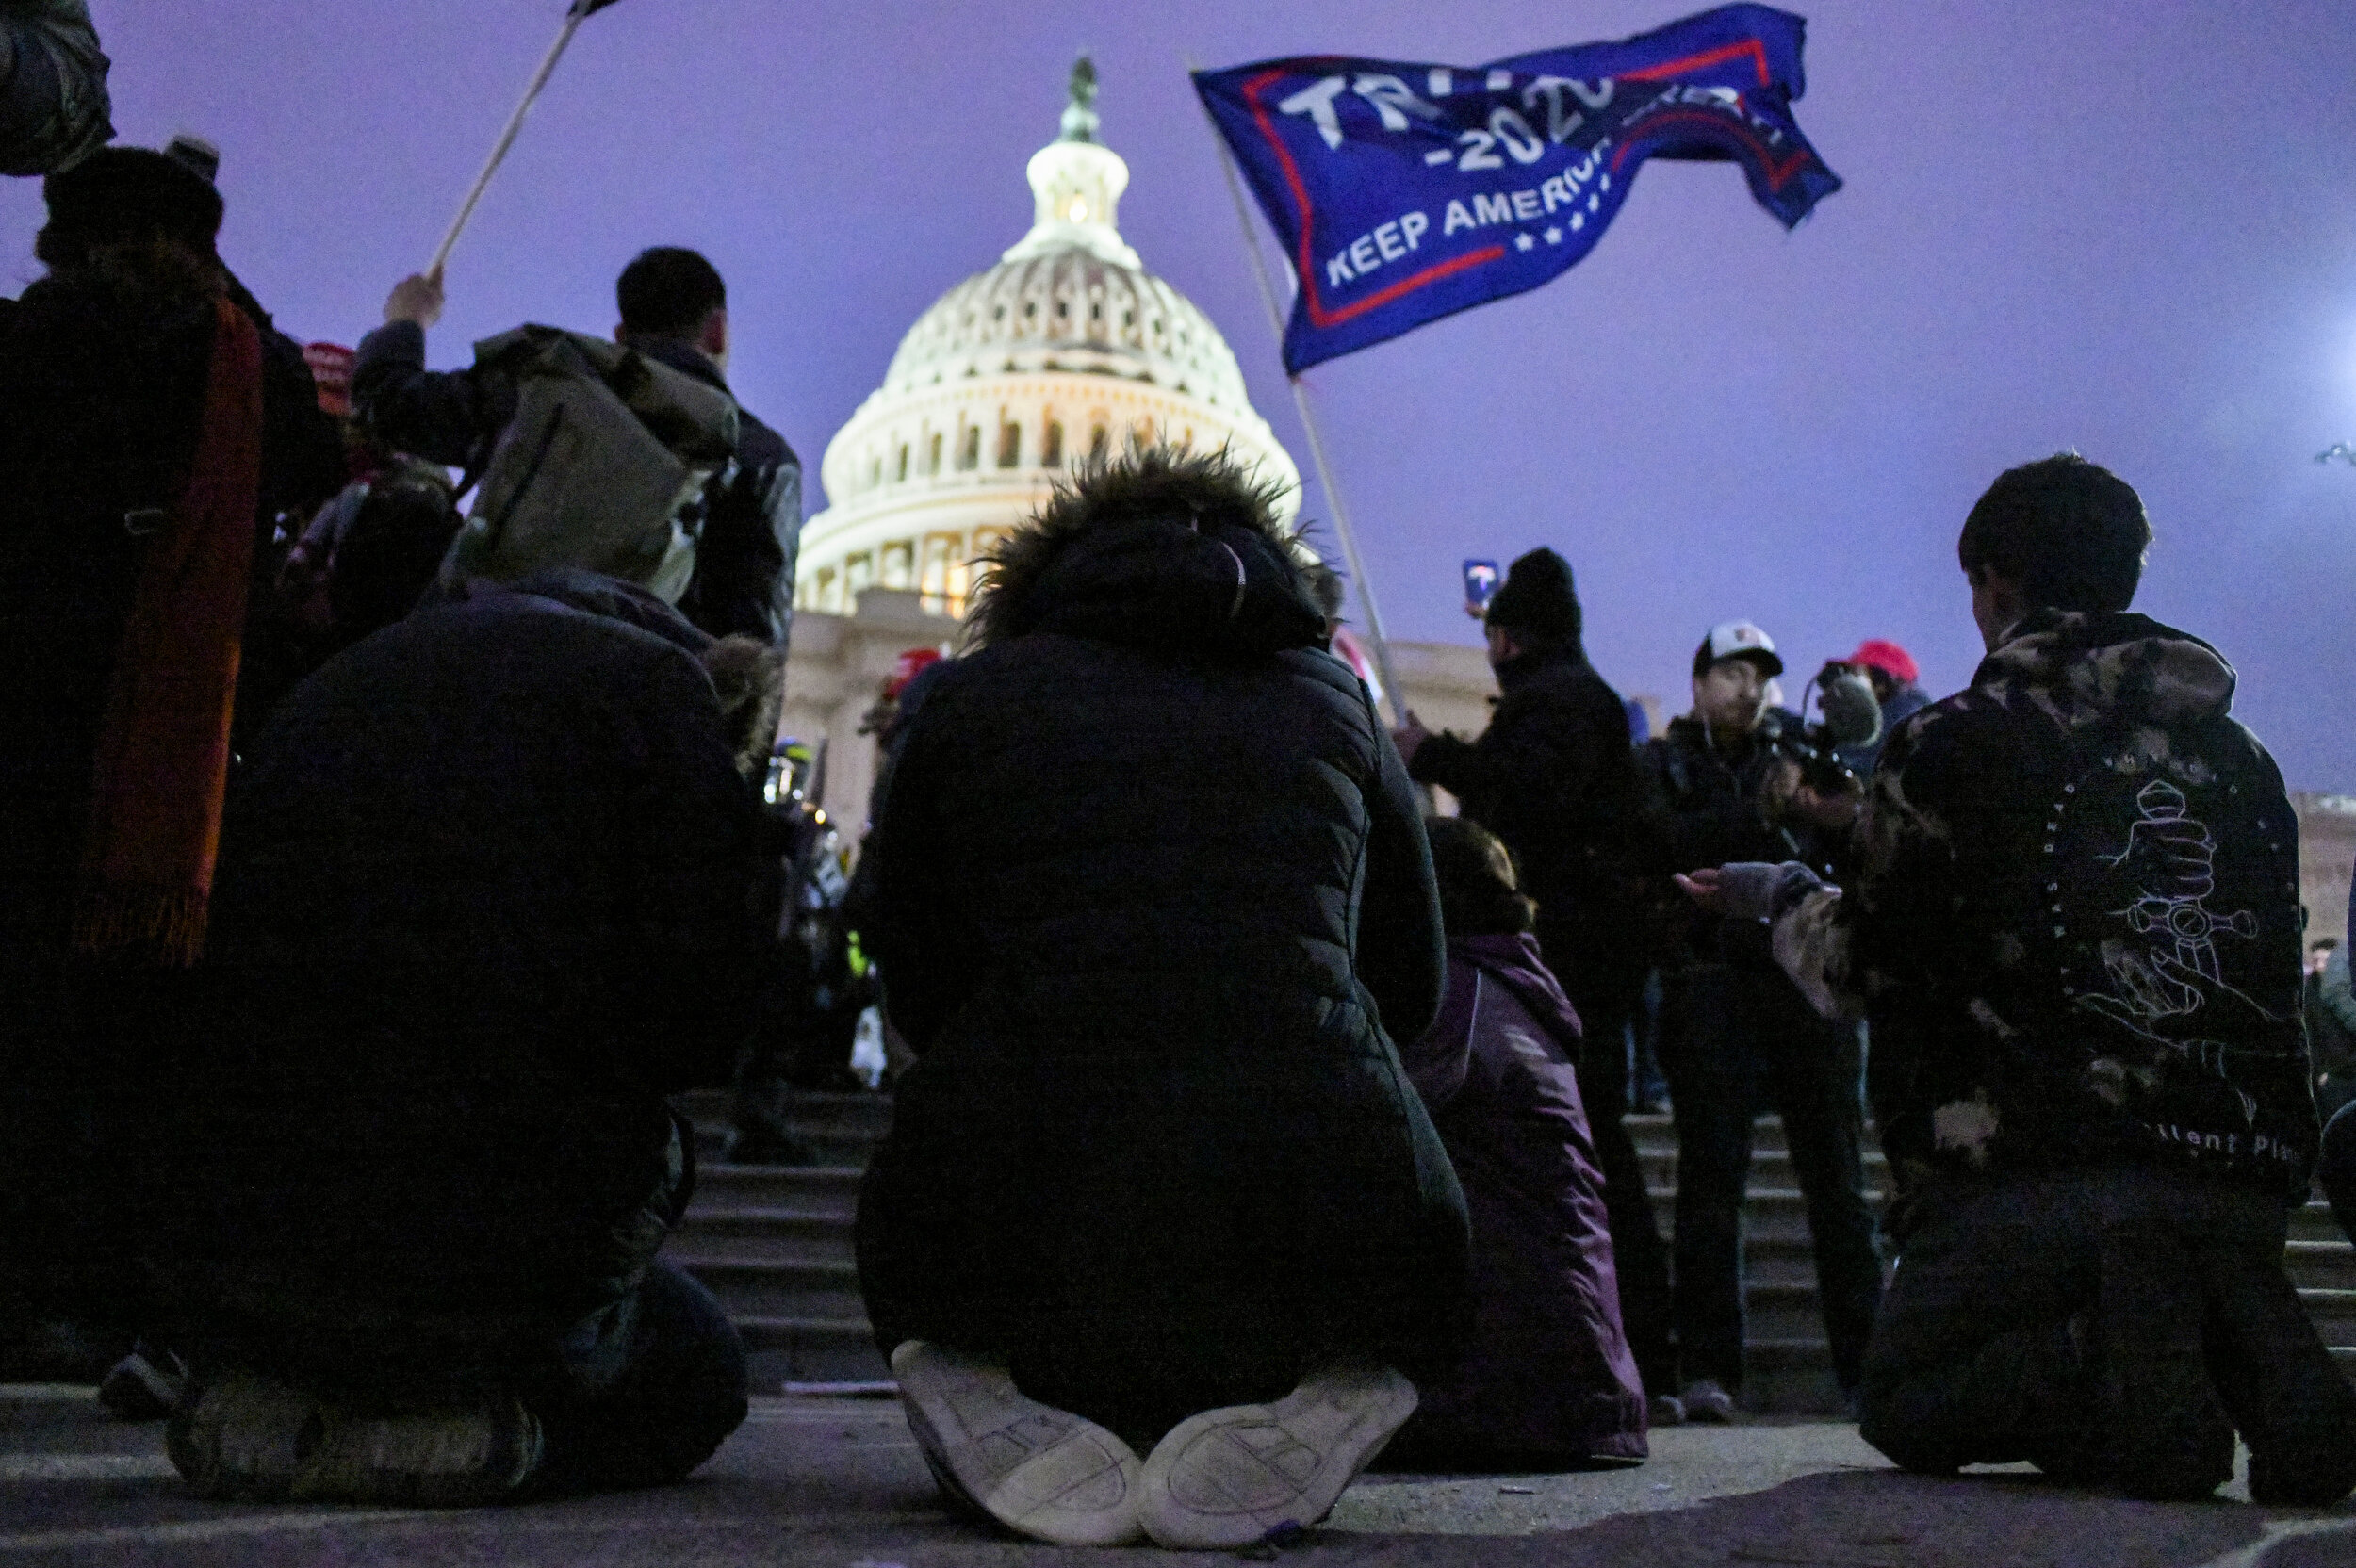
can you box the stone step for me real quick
[2303,1289,2356,1346]
[1637,1146,1890,1193]
[692,1165,863,1220]
[670,1208,858,1266]
[734,1315,892,1385]
[678,1088,892,1135]
[2290,1240,2356,1292]
[670,1255,865,1320]
[694,1127,878,1167]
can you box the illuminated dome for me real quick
[794,60,1301,619]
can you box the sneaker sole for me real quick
[1137,1364,1417,1551]
[889,1341,1142,1546]
[289,1398,544,1508]
[167,1373,325,1503]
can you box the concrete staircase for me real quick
[668,1092,2356,1409]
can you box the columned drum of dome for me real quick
[795,60,1301,620]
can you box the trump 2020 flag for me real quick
[1193,4,1841,372]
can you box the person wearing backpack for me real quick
[1680,454,2356,1505]
[353,247,802,646]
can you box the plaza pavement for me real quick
[6,1385,2354,1566]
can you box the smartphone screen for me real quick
[1463,559,1500,618]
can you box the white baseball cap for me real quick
[1693,620,1783,678]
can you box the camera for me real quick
[1759,663,1883,798]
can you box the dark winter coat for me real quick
[854,460,1469,1439]
[1407,646,1651,981]
[1638,711,1837,969]
[351,320,803,645]
[0,271,341,963]
[127,578,765,1384]
[1770,610,2315,1233]
[1391,933,1647,1466]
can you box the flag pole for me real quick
[1196,81,1409,725]
[428,4,594,275]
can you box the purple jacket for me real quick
[1391,932,1647,1464]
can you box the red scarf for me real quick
[73,294,264,967]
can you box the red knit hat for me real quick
[1841,639,1919,686]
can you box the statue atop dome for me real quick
[1006,56,1136,267]
[1060,56,1100,145]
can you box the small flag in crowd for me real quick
[1193,4,1841,372]
[303,342,354,418]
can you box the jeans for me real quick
[1859,1167,2356,1501]
[523,1258,750,1495]
[1659,961,1882,1394]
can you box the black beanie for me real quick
[1482,547,1581,648]
[41,146,223,253]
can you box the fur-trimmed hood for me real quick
[964,447,1327,660]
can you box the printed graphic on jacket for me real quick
[1816,609,2315,1219]
[2052,765,2301,1167]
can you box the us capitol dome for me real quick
[793,60,1302,620]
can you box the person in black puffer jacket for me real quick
[855,447,1470,1550]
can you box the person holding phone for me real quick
[1391,547,1677,1421]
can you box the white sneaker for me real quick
[1680,1379,1737,1424]
[889,1340,1142,1546]
[1648,1392,1686,1428]
[1137,1363,1417,1551]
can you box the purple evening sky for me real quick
[7,2,2352,784]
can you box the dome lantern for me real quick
[1006,55,1137,269]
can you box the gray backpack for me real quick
[441,326,738,604]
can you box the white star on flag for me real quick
[1544,227,1562,243]
[1514,232,1535,251]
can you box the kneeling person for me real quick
[1687,454,2356,1504]
[129,572,778,1503]
[1383,818,1648,1471]
[855,449,1471,1549]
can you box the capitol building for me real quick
[777,66,1496,822]
[791,64,1300,622]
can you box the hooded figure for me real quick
[1385,817,1647,1469]
[854,447,1469,1547]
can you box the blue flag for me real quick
[1193,4,1841,373]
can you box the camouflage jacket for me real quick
[1770,609,2314,1233]
[0,0,111,176]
